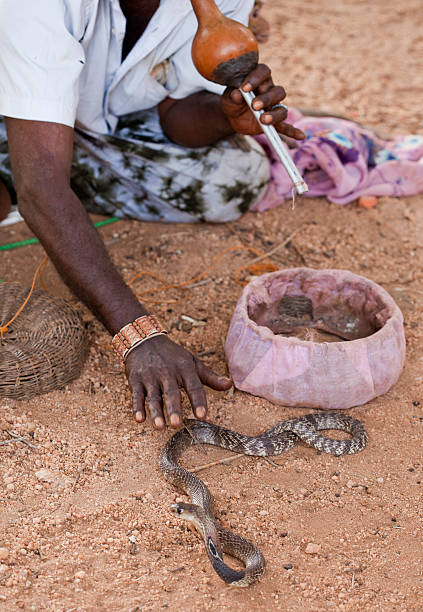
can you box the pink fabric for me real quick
[225,268,406,409]
[253,109,423,210]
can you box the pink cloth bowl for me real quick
[225,268,405,409]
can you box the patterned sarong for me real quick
[0,109,270,223]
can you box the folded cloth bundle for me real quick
[254,108,423,210]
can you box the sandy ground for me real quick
[1,1,423,610]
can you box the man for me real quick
[0,0,304,430]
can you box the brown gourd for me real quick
[190,0,259,88]
[189,0,309,196]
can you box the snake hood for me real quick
[160,414,367,587]
[171,502,265,587]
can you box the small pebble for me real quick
[283,563,293,570]
[35,468,54,482]
[75,570,86,580]
[0,548,9,561]
[305,543,321,554]
[358,195,378,209]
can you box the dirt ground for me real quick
[1,1,423,610]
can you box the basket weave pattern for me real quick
[0,283,88,399]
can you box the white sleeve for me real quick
[0,0,85,127]
[167,0,255,100]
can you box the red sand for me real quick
[1,1,422,610]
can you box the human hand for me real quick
[125,334,232,430]
[221,64,305,140]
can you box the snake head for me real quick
[170,502,194,517]
[170,503,224,563]
[170,502,205,532]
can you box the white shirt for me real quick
[0,0,253,133]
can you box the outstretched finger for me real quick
[131,382,146,423]
[161,380,183,428]
[182,370,208,420]
[145,385,166,430]
[276,122,306,140]
[196,359,232,391]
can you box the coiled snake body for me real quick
[159,412,368,587]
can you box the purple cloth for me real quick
[253,109,423,210]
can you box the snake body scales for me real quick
[159,412,368,587]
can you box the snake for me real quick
[159,412,368,587]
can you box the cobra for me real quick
[159,412,368,587]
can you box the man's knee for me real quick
[200,136,270,222]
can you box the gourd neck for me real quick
[190,0,222,25]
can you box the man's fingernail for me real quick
[242,82,252,92]
[196,406,206,419]
[135,411,144,422]
[170,414,180,427]
[154,417,164,428]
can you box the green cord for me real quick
[0,216,120,251]
[0,216,121,282]
[91,217,121,229]
[0,237,40,250]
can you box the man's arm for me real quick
[5,118,231,428]
[159,64,305,148]
[6,119,146,331]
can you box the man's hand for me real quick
[126,334,232,430]
[159,64,305,148]
[6,117,232,430]
[221,64,305,141]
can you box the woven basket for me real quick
[0,282,88,399]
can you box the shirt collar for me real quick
[112,0,193,78]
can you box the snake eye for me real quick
[177,506,183,514]
[208,537,220,559]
